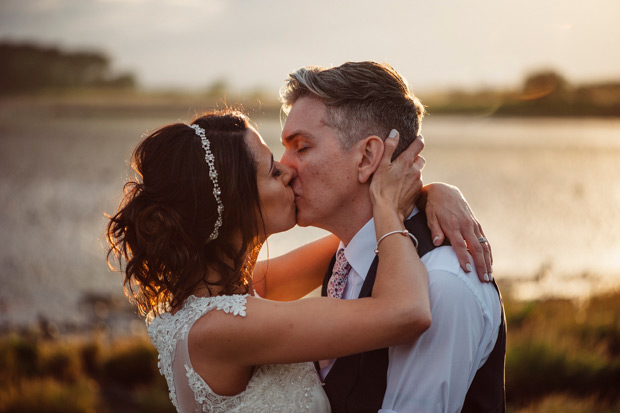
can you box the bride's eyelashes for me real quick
[272,167,283,178]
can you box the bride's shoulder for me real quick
[178,293,250,331]
[205,293,250,316]
[187,293,252,331]
[148,294,250,335]
[187,294,257,360]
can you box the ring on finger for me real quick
[478,236,488,243]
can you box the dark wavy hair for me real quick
[106,109,263,317]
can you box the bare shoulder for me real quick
[186,298,259,394]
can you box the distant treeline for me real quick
[428,70,620,117]
[2,41,618,118]
[0,42,136,93]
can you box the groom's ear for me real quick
[356,135,384,184]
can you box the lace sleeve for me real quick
[176,294,248,338]
[211,294,248,316]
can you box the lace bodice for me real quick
[147,295,331,412]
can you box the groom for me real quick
[279,62,506,412]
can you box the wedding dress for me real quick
[147,294,331,412]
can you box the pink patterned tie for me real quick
[327,249,352,299]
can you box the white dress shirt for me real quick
[320,208,502,413]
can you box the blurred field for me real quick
[1,288,619,412]
[503,290,620,411]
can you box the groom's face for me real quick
[280,96,358,229]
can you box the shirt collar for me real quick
[340,207,420,281]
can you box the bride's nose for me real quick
[279,163,297,185]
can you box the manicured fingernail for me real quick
[484,273,489,282]
[465,263,472,272]
[489,273,494,281]
[388,129,398,138]
[433,235,440,245]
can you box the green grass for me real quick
[0,334,174,412]
[1,288,619,412]
[503,289,620,411]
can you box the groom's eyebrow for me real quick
[281,132,298,145]
[281,130,314,144]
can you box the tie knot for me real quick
[327,249,351,299]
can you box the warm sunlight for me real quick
[1,1,620,411]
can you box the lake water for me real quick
[1,105,619,329]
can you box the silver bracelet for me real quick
[374,230,419,255]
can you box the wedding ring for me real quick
[478,236,488,243]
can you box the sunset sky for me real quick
[1,0,619,94]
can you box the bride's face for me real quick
[244,128,297,238]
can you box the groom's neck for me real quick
[325,195,373,246]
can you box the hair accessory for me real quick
[190,123,223,241]
[374,229,418,255]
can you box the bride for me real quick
[106,109,486,412]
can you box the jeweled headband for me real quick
[190,123,223,241]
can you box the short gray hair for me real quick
[280,61,425,156]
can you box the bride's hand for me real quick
[370,130,425,221]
